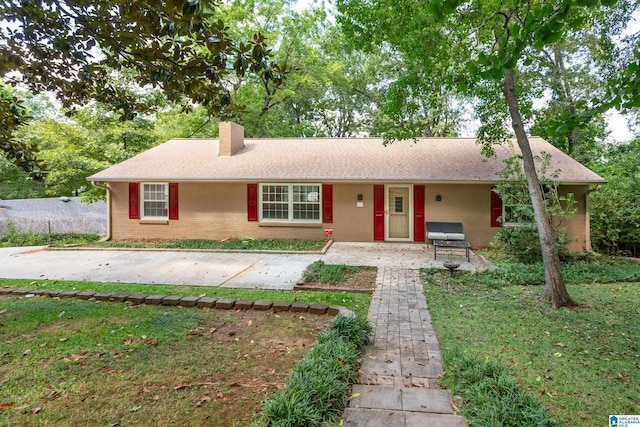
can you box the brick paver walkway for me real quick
[342,268,469,426]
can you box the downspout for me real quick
[90,181,112,241]
[584,184,603,252]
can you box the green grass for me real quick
[423,269,640,426]
[467,251,640,287]
[0,278,371,320]
[0,296,330,426]
[302,260,367,285]
[0,225,100,247]
[85,238,326,252]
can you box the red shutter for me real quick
[168,183,179,220]
[129,182,139,219]
[491,188,503,227]
[247,183,258,221]
[322,184,333,223]
[413,185,425,242]
[373,185,385,241]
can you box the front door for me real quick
[386,185,412,241]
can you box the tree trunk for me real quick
[502,69,575,308]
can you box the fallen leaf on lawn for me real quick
[129,405,142,412]
[0,403,13,410]
[23,349,31,356]
[15,403,30,411]
[209,327,217,334]
[70,354,85,360]
[196,396,211,407]
[58,311,65,317]
[141,335,147,340]
[123,338,132,345]
[153,395,160,401]
[246,320,253,327]
[144,338,158,346]
[174,384,188,391]
[63,358,71,363]
[44,391,61,401]
[30,407,41,416]
[0,308,7,314]
[186,333,201,339]
[199,294,206,297]
[59,338,68,342]
[38,343,47,348]
[143,387,151,393]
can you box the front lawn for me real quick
[0,278,371,319]
[0,296,329,426]
[423,269,640,426]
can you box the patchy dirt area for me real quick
[0,298,329,427]
[298,267,378,291]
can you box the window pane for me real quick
[293,203,320,220]
[142,183,168,218]
[262,203,289,220]
[292,185,320,220]
[394,196,403,213]
[261,185,289,220]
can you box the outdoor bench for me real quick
[425,221,466,241]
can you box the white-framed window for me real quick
[502,202,533,226]
[142,182,168,219]
[260,183,321,222]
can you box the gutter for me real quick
[90,181,112,241]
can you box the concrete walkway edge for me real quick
[342,268,469,427]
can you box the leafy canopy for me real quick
[0,0,287,176]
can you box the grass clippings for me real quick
[423,268,640,426]
[0,296,328,427]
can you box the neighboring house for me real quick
[87,122,605,251]
[0,197,106,235]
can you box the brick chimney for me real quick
[218,122,245,156]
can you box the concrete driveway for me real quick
[0,243,487,290]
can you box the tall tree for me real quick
[338,0,639,307]
[0,0,287,176]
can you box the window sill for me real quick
[259,222,323,228]
[139,219,169,225]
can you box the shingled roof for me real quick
[87,136,605,185]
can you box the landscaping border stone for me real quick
[0,286,355,318]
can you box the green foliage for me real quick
[590,139,640,256]
[260,315,372,426]
[491,154,576,263]
[1,0,287,176]
[441,347,559,427]
[0,156,46,199]
[422,252,640,288]
[92,238,325,251]
[302,260,362,284]
[0,221,100,247]
[425,273,640,425]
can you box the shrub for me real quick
[259,315,372,427]
[441,347,559,427]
